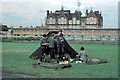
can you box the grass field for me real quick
[2,42,119,78]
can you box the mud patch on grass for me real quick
[2,69,37,78]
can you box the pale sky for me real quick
[0,0,119,28]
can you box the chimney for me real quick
[95,11,99,14]
[20,26,22,28]
[47,10,49,16]
[86,9,88,16]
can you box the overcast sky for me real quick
[0,0,119,28]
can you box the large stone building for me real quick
[1,6,119,41]
[46,6,103,29]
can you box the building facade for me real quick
[46,7,103,29]
[8,27,119,37]
[1,7,119,41]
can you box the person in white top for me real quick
[79,47,88,62]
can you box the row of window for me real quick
[47,17,99,25]
[14,34,40,36]
[86,17,97,24]
[47,17,81,25]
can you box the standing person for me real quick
[54,30,65,61]
[39,34,49,62]
[48,33,55,59]
[79,47,88,63]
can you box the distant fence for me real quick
[0,36,120,42]
[0,36,42,41]
[64,36,120,41]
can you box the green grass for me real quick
[2,42,119,78]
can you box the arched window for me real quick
[53,19,55,24]
[61,17,64,24]
[72,18,76,24]
[47,19,49,24]
[49,17,53,24]
[58,19,61,24]
[86,17,97,24]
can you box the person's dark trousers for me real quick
[49,48,55,59]
[54,44,57,54]
[57,44,65,60]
